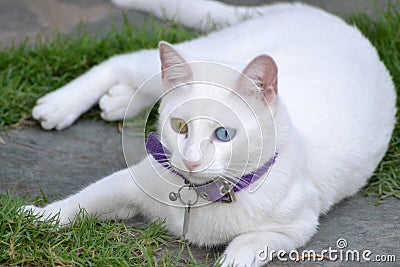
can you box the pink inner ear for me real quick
[159,42,187,71]
[240,55,278,103]
[159,42,192,88]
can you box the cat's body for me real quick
[25,1,396,266]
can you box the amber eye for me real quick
[171,118,188,134]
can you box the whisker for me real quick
[223,171,257,188]
[226,162,259,164]
[226,163,259,167]
[222,175,250,189]
[226,166,256,171]
[225,167,257,176]
[221,172,237,181]
[222,172,249,187]
[221,175,241,188]
[149,152,170,155]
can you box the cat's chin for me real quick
[181,172,218,185]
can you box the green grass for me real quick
[0,193,218,266]
[348,3,400,203]
[0,6,399,266]
[0,16,198,129]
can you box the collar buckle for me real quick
[220,190,236,203]
[219,180,236,203]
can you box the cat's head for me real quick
[157,42,278,185]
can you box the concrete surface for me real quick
[0,0,399,266]
[1,120,399,266]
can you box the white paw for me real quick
[32,88,91,130]
[99,84,136,121]
[220,246,267,267]
[21,204,73,226]
[99,83,154,121]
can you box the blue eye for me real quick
[214,127,236,142]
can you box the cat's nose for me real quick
[183,159,200,172]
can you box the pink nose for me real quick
[183,159,200,172]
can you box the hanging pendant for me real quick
[182,200,191,239]
[169,184,199,239]
[220,179,236,203]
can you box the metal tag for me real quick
[220,179,236,203]
[169,184,199,239]
[182,201,191,239]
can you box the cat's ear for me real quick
[159,41,192,90]
[238,55,278,104]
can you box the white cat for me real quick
[24,1,396,266]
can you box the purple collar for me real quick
[145,132,277,203]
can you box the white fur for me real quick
[26,1,396,266]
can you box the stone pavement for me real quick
[0,0,399,266]
[1,120,399,266]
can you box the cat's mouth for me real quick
[171,163,239,186]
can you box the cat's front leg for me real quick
[33,49,161,130]
[23,167,143,225]
[98,83,157,121]
[33,61,120,130]
[220,215,318,267]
